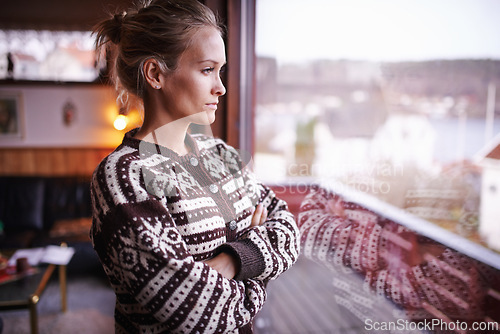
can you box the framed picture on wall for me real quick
[0,91,24,138]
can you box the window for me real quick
[253,2,500,331]
[0,30,100,82]
[254,0,500,205]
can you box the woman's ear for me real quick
[143,58,162,90]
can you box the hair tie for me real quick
[111,12,126,44]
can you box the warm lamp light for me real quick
[114,114,128,131]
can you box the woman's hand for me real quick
[250,203,267,227]
[204,252,239,279]
[327,198,345,218]
[205,204,267,279]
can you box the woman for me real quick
[90,1,300,333]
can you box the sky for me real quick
[256,0,500,63]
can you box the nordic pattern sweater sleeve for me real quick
[90,131,299,333]
[298,185,496,322]
[231,180,300,281]
[212,143,300,282]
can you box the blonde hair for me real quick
[94,0,223,106]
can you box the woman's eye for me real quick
[202,67,215,74]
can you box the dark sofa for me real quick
[0,176,101,275]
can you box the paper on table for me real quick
[8,246,75,266]
[41,245,75,265]
[8,248,45,266]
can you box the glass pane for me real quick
[256,0,500,184]
[254,1,500,332]
[255,0,500,228]
[0,30,100,82]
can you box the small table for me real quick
[0,259,67,334]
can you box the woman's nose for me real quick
[213,76,226,96]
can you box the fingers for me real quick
[250,204,262,227]
[259,204,268,225]
[251,203,267,227]
[327,198,345,217]
[204,252,238,279]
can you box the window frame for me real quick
[204,0,256,154]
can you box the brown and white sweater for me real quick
[90,129,299,334]
[298,185,500,324]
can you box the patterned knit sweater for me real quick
[90,129,300,334]
[298,185,500,324]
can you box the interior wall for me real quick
[0,84,126,176]
[0,147,113,176]
[0,84,124,148]
[0,0,134,31]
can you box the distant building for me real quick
[256,57,277,104]
[40,46,97,82]
[477,133,500,251]
[12,53,39,80]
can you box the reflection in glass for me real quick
[255,0,500,332]
[255,0,500,254]
[0,30,101,82]
[298,186,500,331]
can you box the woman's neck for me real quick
[134,106,191,156]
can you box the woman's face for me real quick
[160,26,226,125]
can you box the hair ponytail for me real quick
[110,13,126,44]
[94,12,124,49]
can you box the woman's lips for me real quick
[206,103,218,110]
